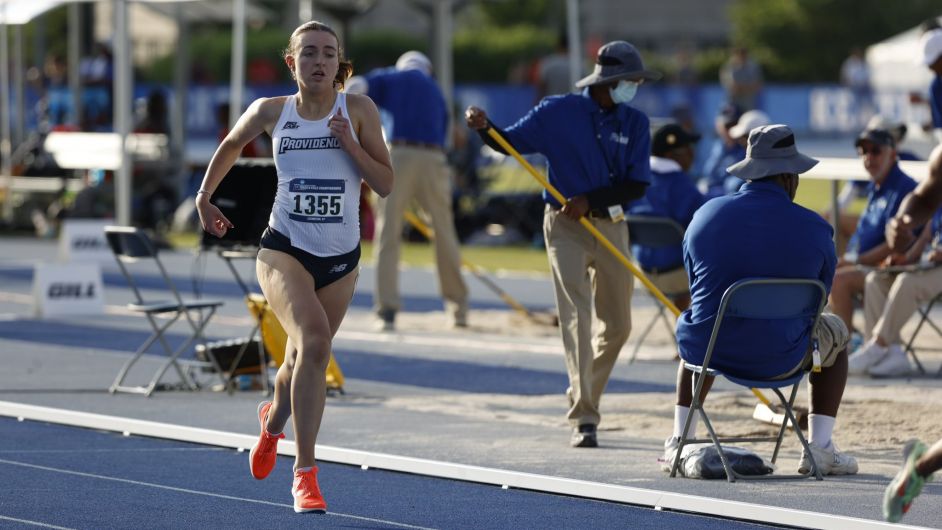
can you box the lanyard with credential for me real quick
[589,110,628,222]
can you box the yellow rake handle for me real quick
[485,127,680,317]
[402,210,535,320]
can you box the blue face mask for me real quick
[609,80,639,104]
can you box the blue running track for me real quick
[0,417,781,529]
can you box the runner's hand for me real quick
[328,107,355,151]
[195,196,234,238]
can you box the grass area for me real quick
[167,231,552,274]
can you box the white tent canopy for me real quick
[0,0,252,226]
[0,0,74,25]
[867,16,941,92]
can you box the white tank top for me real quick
[269,93,361,256]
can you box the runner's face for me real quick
[287,30,339,91]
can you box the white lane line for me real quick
[0,458,435,530]
[0,515,75,529]
[0,448,226,454]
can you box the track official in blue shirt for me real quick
[466,41,658,448]
[829,128,917,348]
[627,123,704,310]
[661,124,859,477]
[365,51,469,331]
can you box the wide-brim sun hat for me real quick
[575,41,661,88]
[727,124,819,180]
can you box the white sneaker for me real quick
[848,340,888,374]
[798,442,858,475]
[868,345,911,377]
[373,318,394,332]
[658,436,681,472]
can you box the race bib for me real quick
[287,178,345,223]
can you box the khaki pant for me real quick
[373,145,468,322]
[776,312,849,379]
[864,267,942,344]
[544,206,633,427]
[643,266,690,297]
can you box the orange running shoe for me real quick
[249,401,284,480]
[292,466,327,513]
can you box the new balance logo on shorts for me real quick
[328,264,348,274]
[283,121,300,129]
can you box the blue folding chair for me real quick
[625,215,687,363]
[669,278,827,482]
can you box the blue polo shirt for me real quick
[365,67,448,147]
[848,164,917,256]
[676,180,837,379]
[627,157,705,270]
[930,75,942,129]
[700,141,746,199]
[498,88,651,208]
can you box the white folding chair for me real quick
[105,226,225,396]
[625,215,687,363]
[669,278,827,482]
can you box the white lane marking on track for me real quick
[0,515,75,529]
[0,448,226,454]
[0,458,436,530]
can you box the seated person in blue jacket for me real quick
[627,123,705,310]
[661,124,859,477]
[826,117,922,256]
[829,128,918,352]
[699,103,742,198]
[700,109,769,200]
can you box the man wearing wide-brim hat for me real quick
[464,41,659,449]
[661,124,860,477]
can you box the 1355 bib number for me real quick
[287,178,345,223]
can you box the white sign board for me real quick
[33,262,105,318]
[58,219,112,263]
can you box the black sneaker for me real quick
[570,424,598,448]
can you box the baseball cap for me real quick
[652,124,701,156]
[727,124,818,180]
[866,115,906,143]
[918,29,942,66]
[854,128,896,149]
[728,110,771,139]
[575,41,661,88]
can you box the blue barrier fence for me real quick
[37,82,933,143]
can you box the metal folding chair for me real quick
[669,278,828,482]
[105,226,225,396]
[625,215,687,363]
[903,292,942,376]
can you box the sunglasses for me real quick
[858,146,884,156]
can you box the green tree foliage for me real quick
[477,0,555,27]
[453,24,554,82]
[729,0,941,82]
